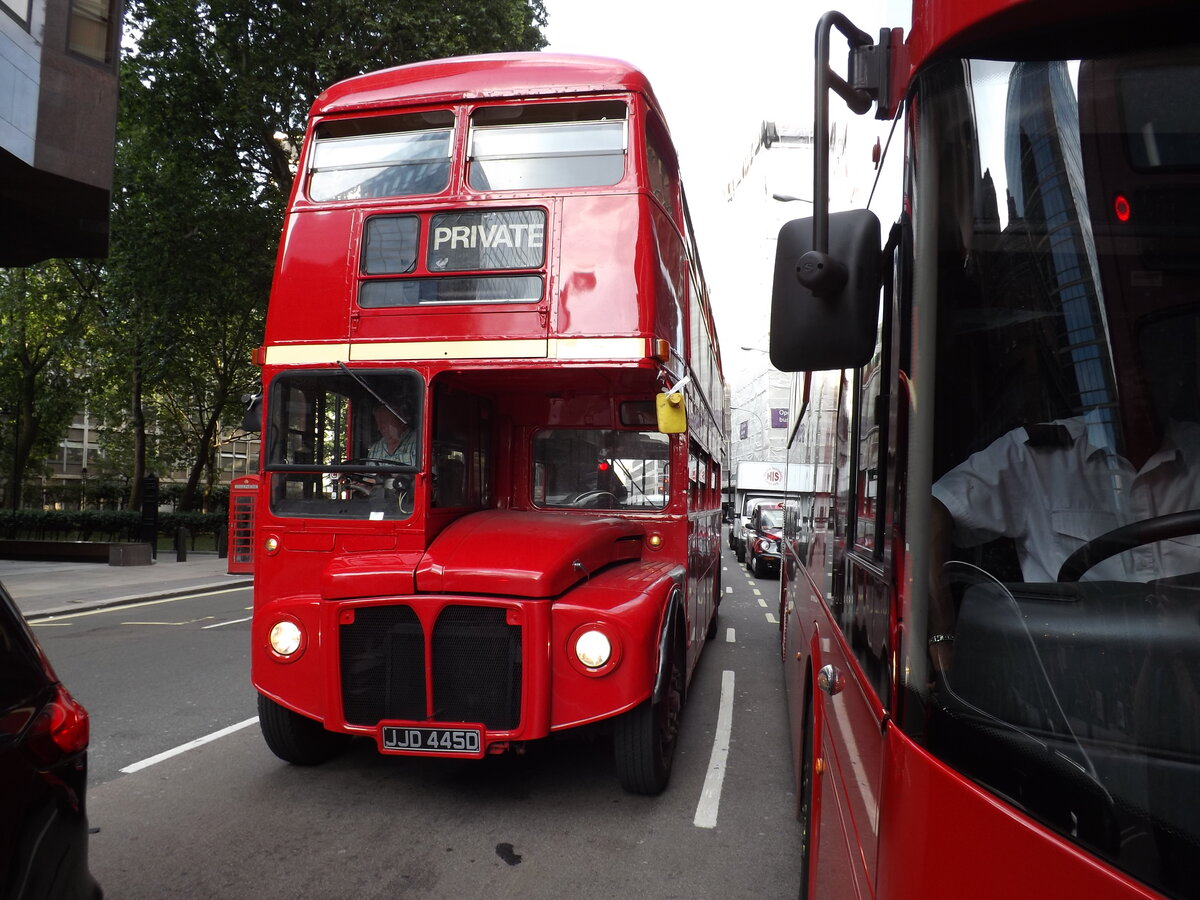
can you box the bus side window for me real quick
[645,115,679,218]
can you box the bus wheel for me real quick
[614,637,683,795]
[257,693,350,766]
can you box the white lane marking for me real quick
[766,613,779,624]
[120,717,259,774]
[725,628,736,643]
[694,669,735,829]
[123,617,215,627]
[757,598,768,608]
[752,589,762,597]
[725,586,733,594]
[202,616,252,629]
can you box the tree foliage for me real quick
[91,0,548,511]
[0,261,102,509]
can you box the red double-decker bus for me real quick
[771,1,1199,896]
[245,53,726,795]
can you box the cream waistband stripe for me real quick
[263,338,649,365]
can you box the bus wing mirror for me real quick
[655,390,687,434]
[240,392,263,432]
[769,209,881,372]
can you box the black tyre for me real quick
[797,693,815,899]
[614,637,683,795]
[753,553,765,579]
[257,693,350,766]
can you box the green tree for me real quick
[0,261,102,509]
[105,0,548,510]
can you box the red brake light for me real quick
[27,685,90,766]
[1114,194,1131,223]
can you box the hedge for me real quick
[0,509,226,544]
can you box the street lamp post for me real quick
[731,406,770,455]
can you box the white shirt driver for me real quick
[932,415,1200,583]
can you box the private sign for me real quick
[432,222,545,251]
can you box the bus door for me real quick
[808,356,894,897]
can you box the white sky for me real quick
[541,1,820,386]
[541,1,906,389]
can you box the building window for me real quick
[1,0,31,26]
[68,0,117,65]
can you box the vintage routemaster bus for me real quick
[246,53,726,795]
[771,1,1199,896]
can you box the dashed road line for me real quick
[694,669,735,829]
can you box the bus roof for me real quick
[312,52,666,121]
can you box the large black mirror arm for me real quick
[802,12,882,298]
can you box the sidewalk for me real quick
[0,552,253,619]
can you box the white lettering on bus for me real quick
[432,223,545,252]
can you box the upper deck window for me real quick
[468,101,627,191]
[309,112,454,202]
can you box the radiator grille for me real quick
[432,606,522,730]
[339,604,522,731]
[340,606,425,726]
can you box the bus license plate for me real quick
[381,725,483,757]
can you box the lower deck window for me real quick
[533,428,669,510]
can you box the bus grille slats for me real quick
[339,604,522,731]
[432,606,522,730]
[340,606,425,726]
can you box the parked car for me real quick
[1,582,100,900]
[745,502,785,579]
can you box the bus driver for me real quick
[928,310,1200,672]
[367,403,416,466]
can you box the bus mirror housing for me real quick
[655,390,687,434]
[240,392,263,433]
[770,209,881,371]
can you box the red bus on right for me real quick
[771,2,1200,898]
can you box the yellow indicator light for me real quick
[647,533,664,549]
[264,536,279,554]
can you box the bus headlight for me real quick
[268,618,304,658]
[575,629,611,669]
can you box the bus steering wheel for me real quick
[573,490,618,508]
[336,458,375,496]
[1056,509,1200,581]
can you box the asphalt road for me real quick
[29,546,802,898]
